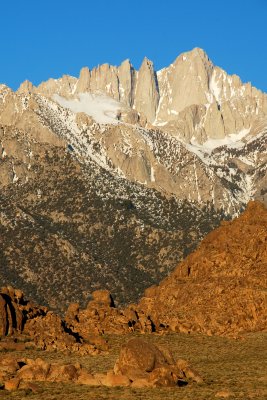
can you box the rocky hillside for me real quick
[0,202,266,340]
[2,202,264,341]
[135,201,267,336]
[0,124,224,312]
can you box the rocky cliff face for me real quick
[1,83,266,213]
[2,48,265,212]
[155,49,267,143]
[24,47,267,145]
[155,48,213,124]
[133,57,159,123]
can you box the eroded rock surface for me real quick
[0,286,107,355]
[136,201,267,336]
[0,339,201,390]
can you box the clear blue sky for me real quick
[1,0,267,92]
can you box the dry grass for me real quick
[0,332,266,399]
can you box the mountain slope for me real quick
[0,124,224,312]
[1,85,266,212]
[136,201,267,336]
[2,47,266,211]
[0,48,266,311]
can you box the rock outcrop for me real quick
[0,339,202,390]
[135,201,267,336]
[65,289,155,336]
[0,287,23,336]
[113,338,201,387]
[64,201,267,338]
[30,47,267,146]
[0,286,107,355]
[133,57,159,123]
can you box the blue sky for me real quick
[1,0,267,92]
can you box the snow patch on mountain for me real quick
[190,128,251,154]
[33,93,266,213]
[53,93,122,124]
[209,70,221,103]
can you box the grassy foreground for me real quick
[0,332,266,399]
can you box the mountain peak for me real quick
[76,66,90,93]
[25,47,267,152]
[174,47,212,66]
[120,58,132,67]
[190,47,209,58]
[134,57,159,122]
[140,56,154,70]
[171,47,210,65]
[17,79,34,94]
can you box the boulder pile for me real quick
[0,338,202,391]
[65,289,154,336]
[0,286,107,354]
[135,201,267,336]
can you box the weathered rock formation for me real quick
[0,338,202,391]
[0,287,23,337]
[65,289,155,336]
[63,201,267,338]
[135,201,267,336]
[114,338,203,387]
[0,286,107,354]
[2,202,265,340]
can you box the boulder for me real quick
[4,377,20,391]
[148,366,178,387]
[102,371,131,387]
[0,356,21,375]
[47,364,78,382]
[77,370,100,386]
[113,338,187,387]
[114,338,171,376]
[17,362,50,381]
[90,289,115,307]
[19,381,41,393]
